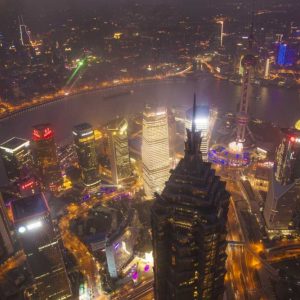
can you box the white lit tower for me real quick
[142,106,170,199]
[229,14,256,153]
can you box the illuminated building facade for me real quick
[73,123,100,187]
[274,128,300,185]
[106,210,139,278]
[12,193,72,299]
[264,173,300,236]
[185,105,217,161]
[142,107,170,199]
[0,193,14,259]
[106,118,132,185]
[277,43,297,66]
[151,99,230,299]
[264,129,300,236]
[31,124,62,189]
[0,137,32,183]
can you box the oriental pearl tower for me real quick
[229,11,256,153]
[209,8,257,167]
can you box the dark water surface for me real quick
[0,77,299,183]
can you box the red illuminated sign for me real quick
[32,127,54,141]
[43,128,53,139]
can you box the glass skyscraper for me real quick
[73,123,100,187]
[106,118,132,185]
[12,193,72,299]
[142,106,170,199]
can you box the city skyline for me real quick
[0,0,299,299]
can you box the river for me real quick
[0,77,299,183]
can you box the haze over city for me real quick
[0,0,299,299]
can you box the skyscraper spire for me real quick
[185,94,202,159]
[192,93,197,134]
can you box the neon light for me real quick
[33,129,41,140]
[21,180,35,190]
[43,128,53,139]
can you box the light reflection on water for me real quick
[0,78,299,182]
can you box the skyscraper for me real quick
[151,97,230,300]
[264,128,300,236]
[12,193,72,299]
[73,123,100,187]
[0,193,14,260]
[263,173,300,235]
[0,137,32,183]
[31,124,62,189]
[106,118,132,185]
[142,106,170,199]
[185,105,217,162]
[274,128,300,185]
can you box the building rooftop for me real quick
[106,118,128,132]
[73,123,92,132]
[32,123,52,131]
[11,193,49,223]
[0,137,30,153]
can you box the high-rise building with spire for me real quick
[185,105,217,162]
[151,95,230,299]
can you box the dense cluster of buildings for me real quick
[0,0,299,299]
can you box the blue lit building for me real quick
[277,43,297,66]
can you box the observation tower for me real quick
[209,11,257,167]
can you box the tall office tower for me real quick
[142,107,170,199]
[11,193,72,299]
[264,128,300,236]
[263,173,300,235]
[32,124,62,189]
[106,118,132,185]
[0,193,14,259]
[0,137,32,183]
[73,123,100,187]
[274,128,300,185]
[151,98,230,300]
[185,105,217,161]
